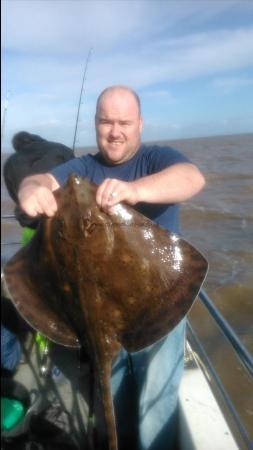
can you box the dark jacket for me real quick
[3,131,74,228]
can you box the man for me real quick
[18,86,205,450]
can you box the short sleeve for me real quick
[50,156,89,187]
[145,145,190,174]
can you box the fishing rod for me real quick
[2,52,93,239]
[72,47,93,153]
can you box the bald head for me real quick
[96,86,141,117]
[95,85,143,164]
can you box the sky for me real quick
[1,0,253,152]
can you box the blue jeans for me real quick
[111,318,185,450]
[1,324,22,372]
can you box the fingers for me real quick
[18,186,58,218]
[96,178,138,214]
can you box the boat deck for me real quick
[11,331,91,449]
[2,329,240,450]
[179,343,239,450]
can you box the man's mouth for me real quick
[108,140,124,146]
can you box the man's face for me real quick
[95,90,143,164]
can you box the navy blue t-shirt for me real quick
[51,144,190,233]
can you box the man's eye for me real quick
[119,122,131,126]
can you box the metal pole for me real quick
[199,289,253,377]
[1,214,16,219]
[187,321,253,449]
[1,91,10,142]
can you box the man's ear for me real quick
[139,116,144,133]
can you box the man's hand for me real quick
[96,163,205,214]
[96,178,139,214]
[18,174,59,217]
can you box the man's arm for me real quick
[18,162,205,218]
[96,162,205,212]
[18,173,60,217]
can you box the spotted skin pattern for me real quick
[3,175,208,450]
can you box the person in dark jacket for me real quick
[2,131,75,375]
[3,131,74,228]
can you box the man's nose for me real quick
[110,123,121,137]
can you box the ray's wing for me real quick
[3,217,80,348]
[84,201,208,353]
[114,224,208,351]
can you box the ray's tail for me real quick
[97,360,118,450]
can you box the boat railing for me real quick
[187,288,253,449]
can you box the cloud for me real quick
[2,0,251,55]
[3,25,253,97]
[2,1,152,55]
[81,26,253,96]
[2,0,253,93]
[212,75,253,94]
[1,0,253,149]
